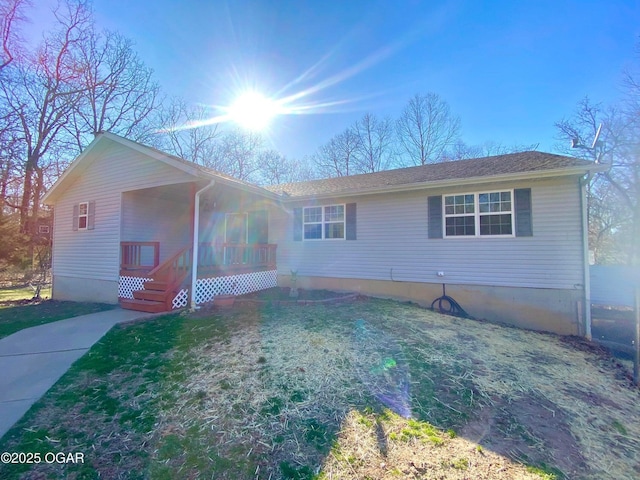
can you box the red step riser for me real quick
[133,290,167,302]
[120,298,168,313]
[144,281,169,292]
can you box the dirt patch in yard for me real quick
[237,287,357,305]
[461,396,588,477]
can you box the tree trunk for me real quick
[0,161,9,220]
[19,160,33,233]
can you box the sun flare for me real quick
[227,91,280,131]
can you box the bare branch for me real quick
[396,92,461,166]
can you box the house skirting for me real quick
[278,274,584,336]
[52,275,120,305]
[118,269,278,309]
[194,270,278,304]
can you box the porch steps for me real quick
[133,289,166,302]
[120,280,175,313]
[120,298,168,313]
[143,280,169,291]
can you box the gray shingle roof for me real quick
[264,151,596,197]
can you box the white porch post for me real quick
[190,181,215,310]
[580,174,592,340]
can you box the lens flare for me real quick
[227,91,281,131]
[353,318,412,418]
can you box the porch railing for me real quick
[120,242,159,275]
[120,242,277,279]
[147,245,192,287]
[198,243,277,271]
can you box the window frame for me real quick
[303,204,346,241]
[77,201,89,231]
[443,190,515,238]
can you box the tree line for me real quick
[0,0,637,267]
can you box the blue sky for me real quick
[33,0,640,159]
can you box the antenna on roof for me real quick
[591,123,602,150]
[571,123,604,163]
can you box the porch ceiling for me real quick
[124,182,200,203]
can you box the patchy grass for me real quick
[0,298,116,339]
[240,287,350,302]
[0,284,51,302]
[0,298,638,479]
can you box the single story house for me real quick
[42,132,606,336]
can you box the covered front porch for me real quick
[117,181,280,312]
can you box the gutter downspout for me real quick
[190,181,215,310]
[580,174,593,340]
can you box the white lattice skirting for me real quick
[119,270,277,308]
[118,276,152,299]
[172,289,189,309]
[195,270,278,305]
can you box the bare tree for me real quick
[0,0,29,70]
[255,150,316,185]
[68,29,160,151]
[396,92,461,165]
[156,98,221,165]
[443,140,539,161]
[211,129,263,180]
[1,0,161,243]
[313,127,361,177]
[0,0,91,234]
[353,113,396,172]
[555,95,639,265]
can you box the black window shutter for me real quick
[248,210,268,244]
[72,204,79,231]
[514,188,533,237]
[345,203,356,240]
[87,201,96,230]
[428,196,443,239]
[293,208,302,241]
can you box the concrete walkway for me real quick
[0,308,156,439]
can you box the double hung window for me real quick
[444,191,513,237]
[303,205,345,240]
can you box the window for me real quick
[303,204,345,240]
[444,191,513,237]
[78,202,89,230]
[73,201,95,231]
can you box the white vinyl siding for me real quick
[120,192,192,264]
[274,177,584,290]
[51,138,196,282]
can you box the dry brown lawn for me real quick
[1,297,638,479]
[156,298,639,479]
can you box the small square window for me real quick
[304,223,322,239]
[39,225,50,234]
[325,223,344,239]
[304,207,322,223]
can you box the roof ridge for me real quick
[264,151,598,197]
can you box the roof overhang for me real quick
[42,132,280,204]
